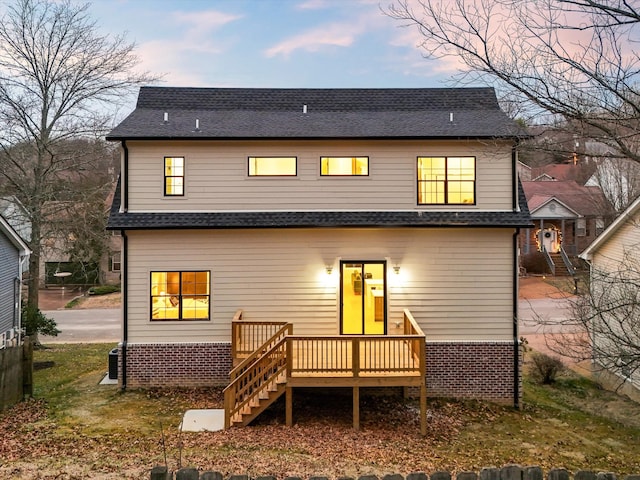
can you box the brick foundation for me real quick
[119,342,232,388]
[426,341,520,404]
[117,341,521,404]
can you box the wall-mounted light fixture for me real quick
[393,265,400,275]
[326,265,333,275]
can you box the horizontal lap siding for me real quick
[593,213,640,272]
[0,234,18,333]
[126,227,514,343]
[125,140,513,212]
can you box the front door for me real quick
[340,261,386,335]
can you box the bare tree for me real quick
[0,0,153,311]
[386,0,640,163]
[535,248,640,390]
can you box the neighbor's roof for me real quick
[106,86,527,140]
[522,180,607,217]
[0,214,30,255]
[107,178,533,230]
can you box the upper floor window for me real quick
[248,157,297,176]
[320,157,369,176]
[164,157,184,196]
[151,271,210,321]
[417,156,475,205]
[109,252,121,272]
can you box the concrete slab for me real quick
[180,409,225,432]
[99,374,118,385]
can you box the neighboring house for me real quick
[580,196,640,402]
[106,86,531,426]
[520,180,610,267]
[0,214,30,349]
[0,196,31,274]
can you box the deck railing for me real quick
[287,334,424,378]
[231,315,290,360]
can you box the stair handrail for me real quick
[541,246,555,276]
[229,323,292,382]
[223,335,289,428]
[559,246,576,276]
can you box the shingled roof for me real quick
[107,86,526,140]
[107,178,533,230]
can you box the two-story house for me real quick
[107,87,531,428]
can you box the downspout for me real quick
[120,139,129,390]
[121,229,128,390]
[513,229,520,409]
[512,143,520,409]
[122,140,129,212]
[16,254,28,344]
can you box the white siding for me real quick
[124,139,514,212]
[592,213,640,272]
[126,227,516,343]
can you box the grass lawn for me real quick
[1,344,640,479]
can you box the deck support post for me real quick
[353,386,360,431]
[420,383,427,436]
[285,386,293,427]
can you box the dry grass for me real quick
[1,344,640,479]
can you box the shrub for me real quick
[529,352,565,384]
[22,304,60,339]
[88,285,121,295]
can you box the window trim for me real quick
[150,270,211,322]
[416,156,476,205]
[164,156,185,196]
[320,156,369,176]
[248,156,297,177]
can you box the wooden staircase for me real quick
[549,253,571,276]
[224,323,292,428]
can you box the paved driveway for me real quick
[40,308,120,343]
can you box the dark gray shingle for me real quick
[107,87,526,140]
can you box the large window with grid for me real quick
[164,157,184,196]
[151,271,210,321]
[417,156,475,204]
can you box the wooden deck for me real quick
[225,309,427,434]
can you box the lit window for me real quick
[417,156,475,204]
[320,157,369,176]
[248,157,296,176]
[110,253,121,272]
[151,271,210,321]
[165,157,184,195]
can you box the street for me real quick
[40,308,120,343]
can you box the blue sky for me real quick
[88,0,456,89]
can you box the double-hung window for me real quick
[320,157,369,176]
[417,156,475,204]
[164,157,184,196]
[151,271,210,321]
[248,157,297,176]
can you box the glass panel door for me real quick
[341,261,386,335]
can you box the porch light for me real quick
[393,265,400,274]
[325,265,333,275]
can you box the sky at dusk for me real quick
[87,0,455,90]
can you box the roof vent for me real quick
[449,112,454,123]
[303,104,307,114]
[195,119,200,131]
[163,112,168,123]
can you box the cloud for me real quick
[296,0,329,9]
[265,8,384,58]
